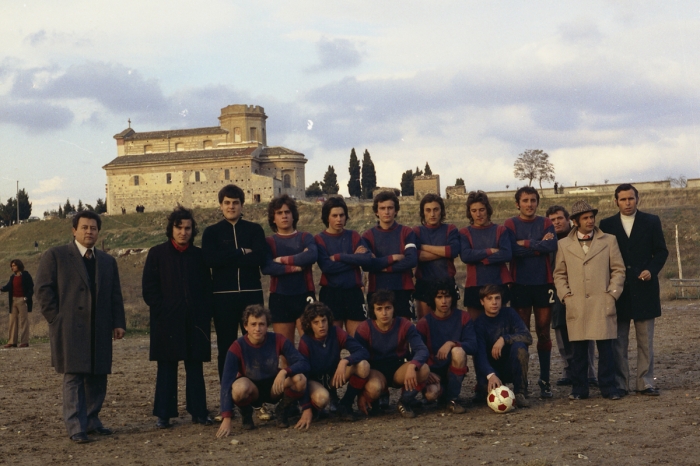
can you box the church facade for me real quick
[103,104,307,214]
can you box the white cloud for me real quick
[34,176,64,194]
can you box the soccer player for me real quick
[315,197,372,336]
[354,290,430,418]
[298,302,370,421]
[413,194,460,319]
[202,184,266,380]
[261,195,318,343]
[416,279,477,414]
[504,186,557,399]
[362,191,419,320]
[216,305,311,437]
[459,190,513,320]
[473,285,533,408]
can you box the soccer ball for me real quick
[487,385,516,413]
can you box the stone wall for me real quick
[445,185,467,199]
[414,175,440,200]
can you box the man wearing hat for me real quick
[599,184,668,396]
[553,200,626,400]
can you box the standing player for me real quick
[298,302,370,421]
[413,194,460,319]
[315,197,372,336]
[261,195,317,344]
[504,187,557,399]
[202,184,266,380]
[546,205,597,386]
[362,191,419,320]
[354,290,430,418]
[416,280,477,414]
[459,190,513,320]
[216,305,311,437]
[473,285,533,408]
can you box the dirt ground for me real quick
[1,302,699,466]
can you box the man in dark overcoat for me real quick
[599,183,668,396]
[142,206,213,428]
[36,211,126,443]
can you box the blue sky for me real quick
[1,1,699,214]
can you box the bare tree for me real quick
[514,149,555,189]
[667,175,688,188]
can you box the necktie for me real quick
[84,249,93,260]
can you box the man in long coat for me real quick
[599,183,668,396]
[142,206,213,428]
[36,211,126,443]
[553,200,625,401]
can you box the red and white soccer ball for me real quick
[487,385,516,413]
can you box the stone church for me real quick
[103,104,307,214]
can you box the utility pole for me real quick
[16,180,19,225]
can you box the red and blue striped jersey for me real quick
[262,231,317,294]
[298,326,370,379]
[315,229,372,289]
[504,216,557,285]
[413,223,460,281]
[459,224,513,287]
[362,222,419,292]
[354,317,429,368]
[416,309,477,370]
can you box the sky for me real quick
[1,1,699,215]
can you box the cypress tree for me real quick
[347,148,361,197]
[361,149,377,199]
[321,165,340,194]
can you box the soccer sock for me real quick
[399,383,425,404]
[341,375,368,407]
[446,366,467,401]
[538,350,551,382]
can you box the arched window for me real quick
[283,174,291,188]
[166,173,172,184]
[195,171,201,182]
[224,169,230,180]
[133,175,140,186]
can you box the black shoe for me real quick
[192,415,213,426]
[568,393,588,400]
[588,377,599,387]
[538,380,553,399]
[336,404,356,422]
[447,400,466,414]
[556,377,572,386]
[69,432,90,443]
[378,393,390,410]
[606,393,621,400]
[275,402,290,428]
[240,406,255,431]
[397,400,416,419]
[90,426,113,435]
[638,387,660,396]
[156,418,172,429]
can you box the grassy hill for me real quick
[1,187,698,338]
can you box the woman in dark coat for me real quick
[142,206,213,428]
[1,259,34,348]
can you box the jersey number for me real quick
[548,289,555,304]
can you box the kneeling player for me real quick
[416,280,477,414]
[354,290,430,418]
[473,285,533,408]
[216,305,311,438]
[298,302,370,421]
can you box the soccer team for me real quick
[202,182,667,436]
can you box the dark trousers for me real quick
[570,339,617,398]
[153,360,207,419]
[213,290,264,379]
[476,342,529,395]
[62,373,107,436]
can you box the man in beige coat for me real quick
[553,201,625,401]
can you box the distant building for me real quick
[103,104,307,214]
[413,175,440,200]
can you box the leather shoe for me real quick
[556,377,572,386]
[70,432,90,443]
[18,343,29,348]
[606,393,621,400]
[2,343,16,349]
[192,415,213,426]
[639,387,660,396]
[568,393,588,400]
[91,426,113,435]
[156,418,172,429]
